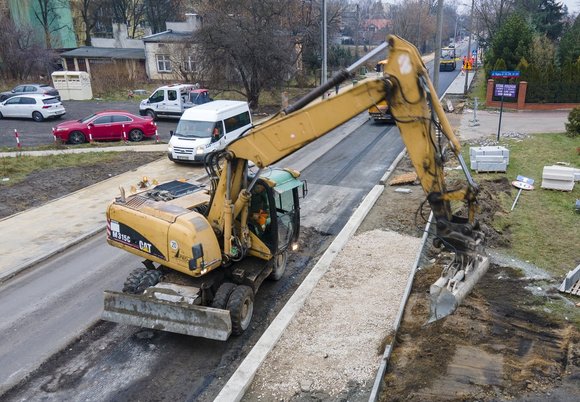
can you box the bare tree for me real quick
[32,0,69,49]
[476,0,516,45]
[195,0,302,109]
[390,1,437,51]
[108,0,146,38]
[144,0,186,34]
[73,0,112,45]
[0,16,60,79]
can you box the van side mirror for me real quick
[169,130,174,137]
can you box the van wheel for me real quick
[227,285,254,335]
[146,109,157,120]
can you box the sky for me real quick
[561,0,580,14]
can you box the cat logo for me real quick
[139,240,152,253]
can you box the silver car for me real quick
[0,94,66,122]
[0,84,61,102]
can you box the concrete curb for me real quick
[368,213,434,401]
[214,185,385,402]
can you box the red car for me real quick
[53,110,157,144]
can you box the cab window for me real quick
[149,90,164,103]
[168,90,177,101]
[274,189,298,249]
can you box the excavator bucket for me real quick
[102,286,232,341]
[428,254,490,323]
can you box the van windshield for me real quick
[175,120,216,138]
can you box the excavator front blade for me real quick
[102,289,232,341]
[428,254,490,323]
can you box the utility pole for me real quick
[433,0,444,92]
[354,4,360,58]
[464,0,475,95]
[417,0,423,52]
[322,0,327,86]
[454,15,458,44]
[320,0,328,99]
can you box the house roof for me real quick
[362,19,391,30]
[143,29,194,43]
[59,47,145,60]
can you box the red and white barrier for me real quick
[52,127,57,143]
[155,129,159,143]
[14,129,21,149]
[122,124,128,143]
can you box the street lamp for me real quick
[463,0,475,95]
[322,0,327,88]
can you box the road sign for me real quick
[512,181,534,191]
[511,176,535,211]
[491,70,520,79]
[494,83,517,98]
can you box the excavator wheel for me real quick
[227,285,254,335]
[268,250,288,281]
[211,282,237,309]
[122,267,162,294]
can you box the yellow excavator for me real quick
[103,36,489,340]
[367,59,394,122]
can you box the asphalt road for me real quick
[0,100,178,148]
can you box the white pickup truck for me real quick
[138,84,212,120]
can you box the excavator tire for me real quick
[268,250,288,281]
[211,282,237,309]
[122,267,162,294]
[227,285,254,336]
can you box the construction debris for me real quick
[470,146,510,173]
[559,265,580,296]
[541,165,576,191]
[389,172,417,186]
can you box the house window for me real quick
[183,56,195,72]
[157,54,171,72]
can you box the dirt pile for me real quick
[364,155,579,402]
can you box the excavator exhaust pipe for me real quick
[428,254,490,323]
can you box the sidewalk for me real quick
[0,156,199,283]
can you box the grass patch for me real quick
[462,133,579,276]
[0,152,128,186]
[467,69,487,107]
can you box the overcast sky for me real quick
[561,0,580,14]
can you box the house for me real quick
[143,13,202,81]
[59,24,147,82]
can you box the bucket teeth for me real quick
[428,255,490,323]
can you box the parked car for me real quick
[0,94,66,122]
[0,84,60,102]
[53,110,157,144]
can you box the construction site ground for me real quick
[0,110,578,401]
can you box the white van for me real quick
[139,84,212,120]
[167,100,252,163]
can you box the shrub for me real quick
[565,106,580,138]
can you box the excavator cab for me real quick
[248,170,305,255]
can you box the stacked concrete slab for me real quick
[469,146,510,172]
[541,165,576,191]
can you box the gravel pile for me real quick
[244,229,422,400]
